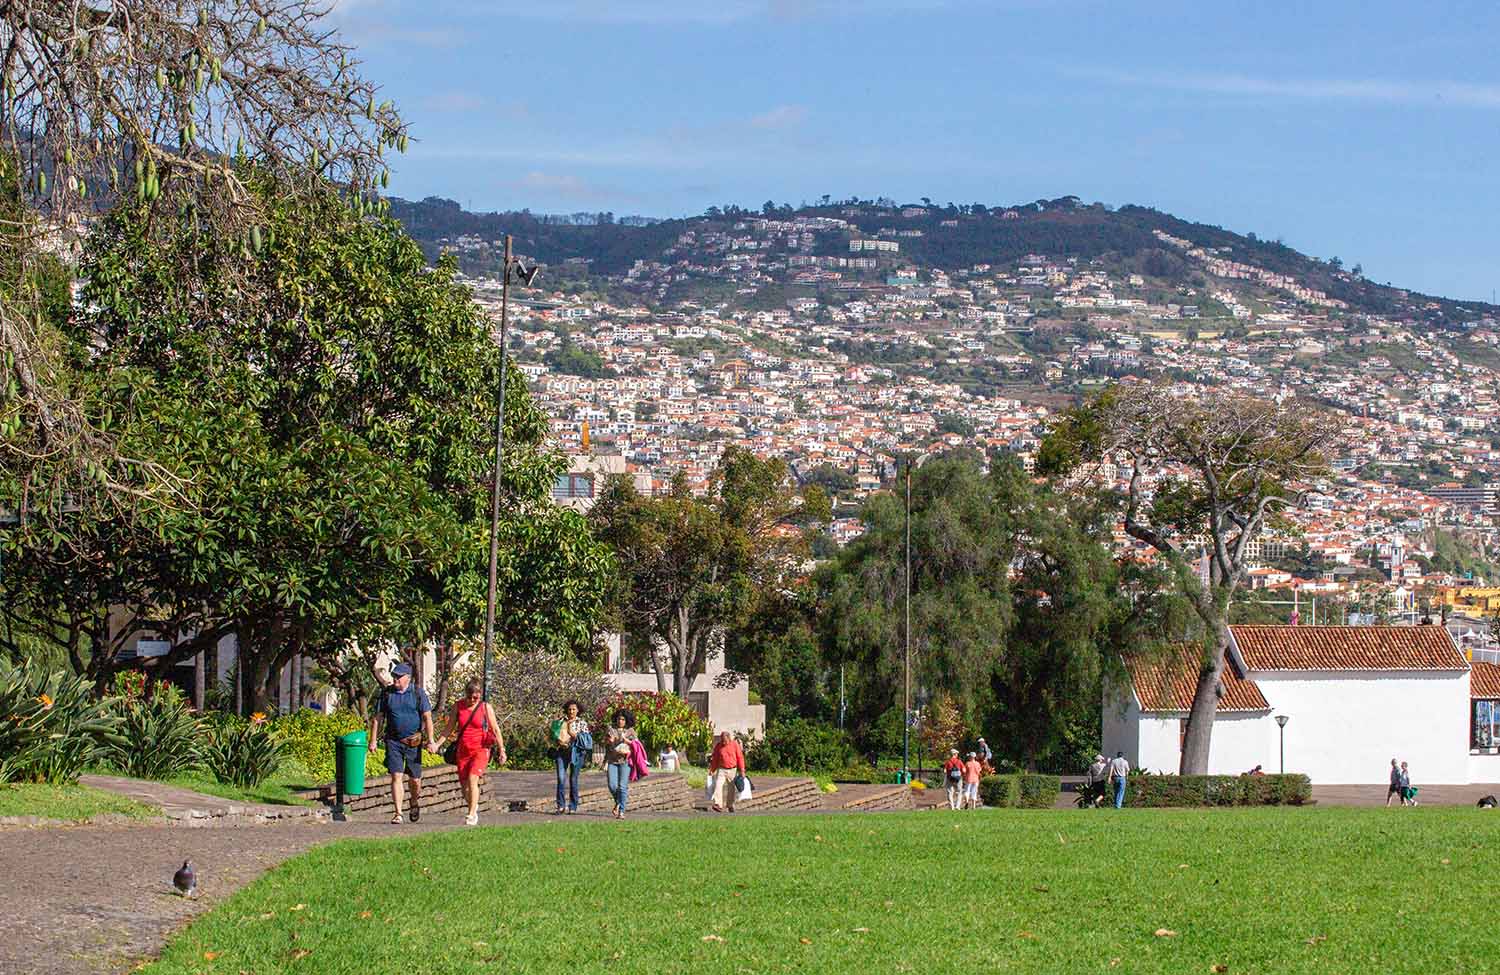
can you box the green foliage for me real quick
[594,691,712,762]
[543,337,607,378]
[746,718,857,773]
[0,658,123,784]
[106,681,203,780]
[267,709,364,782]
[201,718,286,789]
[1126,773,1313,807]
[978,773,1060,808]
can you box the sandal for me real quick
[390,813,403,825]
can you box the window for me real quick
[1474,700,1498,749]
[552,474,594,501]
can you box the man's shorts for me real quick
[385,740,424,778]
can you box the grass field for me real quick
[145,808,1496,974]
[162,768,319,807]
[0,782,158,822]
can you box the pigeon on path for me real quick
[172,860,196,898]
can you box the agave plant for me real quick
[0,658,124,784]
[106,682,204,780]
[201,716,285,789]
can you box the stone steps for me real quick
[837,784,916,812]
[697,776,823,812]
[312,768,697,817]
[510,772,694,815]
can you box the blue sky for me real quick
[335,1,1499,302]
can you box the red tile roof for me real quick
[1231,625,1468,672]
[1126,645,1270,714]
[1472,661,1500,699]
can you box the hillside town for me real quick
[442,206,1500,648]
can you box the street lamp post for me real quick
[902,461,912,784]
[1276,714,1290,774]
[481,235,538,703]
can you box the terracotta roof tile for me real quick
[1472,661,1500,699]
[1231,625,1467,672]
[1126,645,1270,714]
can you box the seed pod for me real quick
[198,8,209,27]
[195,67,205,92]
[310,147,321,171]
[156,66,167,88]
[188,121,197,142]
[235,136,244,158]
[191,52,200,71]
[36,170,46,194]
[380,169,389,188]
[63,145,73,166]
[251,225,262,252]
[365,98,374,119]
[256,16,267,36]
[134,156,143,182]
[397,133,407,153]
[211,59,221,85]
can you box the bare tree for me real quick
[1,0,407,500]
[1047,384,1346,773]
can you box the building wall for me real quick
[1469,752,1500,785]
[1101,684,1140,767]
[1250,670,1470,784]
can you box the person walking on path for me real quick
[604,709,638,819]
[962,751,983,809]
[1085,754,1109,807]
[1386,758,1403,807]
[431,680,506,826]
[708,730,747,813]
[976,737,994,775]
[551,700,589,814]
[1108,751,1131,809]
[367,663,435,825]
[942,748,965,810]
[1399,761,1418,806]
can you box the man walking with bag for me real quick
[1108,750,1131,809]
[368,662,435,825]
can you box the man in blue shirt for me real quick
[368,662,434,824]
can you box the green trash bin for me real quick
[336,730,368,797]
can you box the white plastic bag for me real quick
[705,772,718,803]
[737,775,753,802]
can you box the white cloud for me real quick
[749,104,809,129]
[1077,68,1500,109]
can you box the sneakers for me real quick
[464,812,478,827]
[390,813,403,825]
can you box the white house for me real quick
[1104,625,1500,785]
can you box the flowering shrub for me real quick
[594,691,712,762]
[106,678,203,780]
[202,715,286,788]
[0,658,122,784]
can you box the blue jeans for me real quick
[607,762,630,812]
[555,752,580,810]
[1113,777,1126,808]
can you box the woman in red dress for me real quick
[432,680,506,826]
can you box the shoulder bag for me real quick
[442,701,485,766]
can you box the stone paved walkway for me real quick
[78,775,323,825]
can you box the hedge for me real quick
[1125,773,1313,807]
[978,774,1061,809]
[746,718,857,774]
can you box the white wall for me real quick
[1469,752,1500,786]
[1251,670,1470,784]
[1101,684,1140,768]
[1202,712,1276,776]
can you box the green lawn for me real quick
[0,782,158,822]
[144,808,1496,974]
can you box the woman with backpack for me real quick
[431,680,506,826]
[942,749,964,810]
[551,700,589,814]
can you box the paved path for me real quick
[78,775,322,825]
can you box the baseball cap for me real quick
[392,662,413,678]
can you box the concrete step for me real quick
[836,783,917,812]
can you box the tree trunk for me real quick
[1178,619,1231,774]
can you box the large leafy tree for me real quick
[590,447,810,698]
[1040,384,1344,773]
[1,0,408,514]
[3,176,613,710]
[819,452,1012,735]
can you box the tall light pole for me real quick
[481,235,538,702]
[902,460,912,783]
[1276,714,1290,774]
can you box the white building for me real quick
[1105,625,1500,785]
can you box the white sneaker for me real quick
[464,812,478,826]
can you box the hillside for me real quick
[388,194,1495,327]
